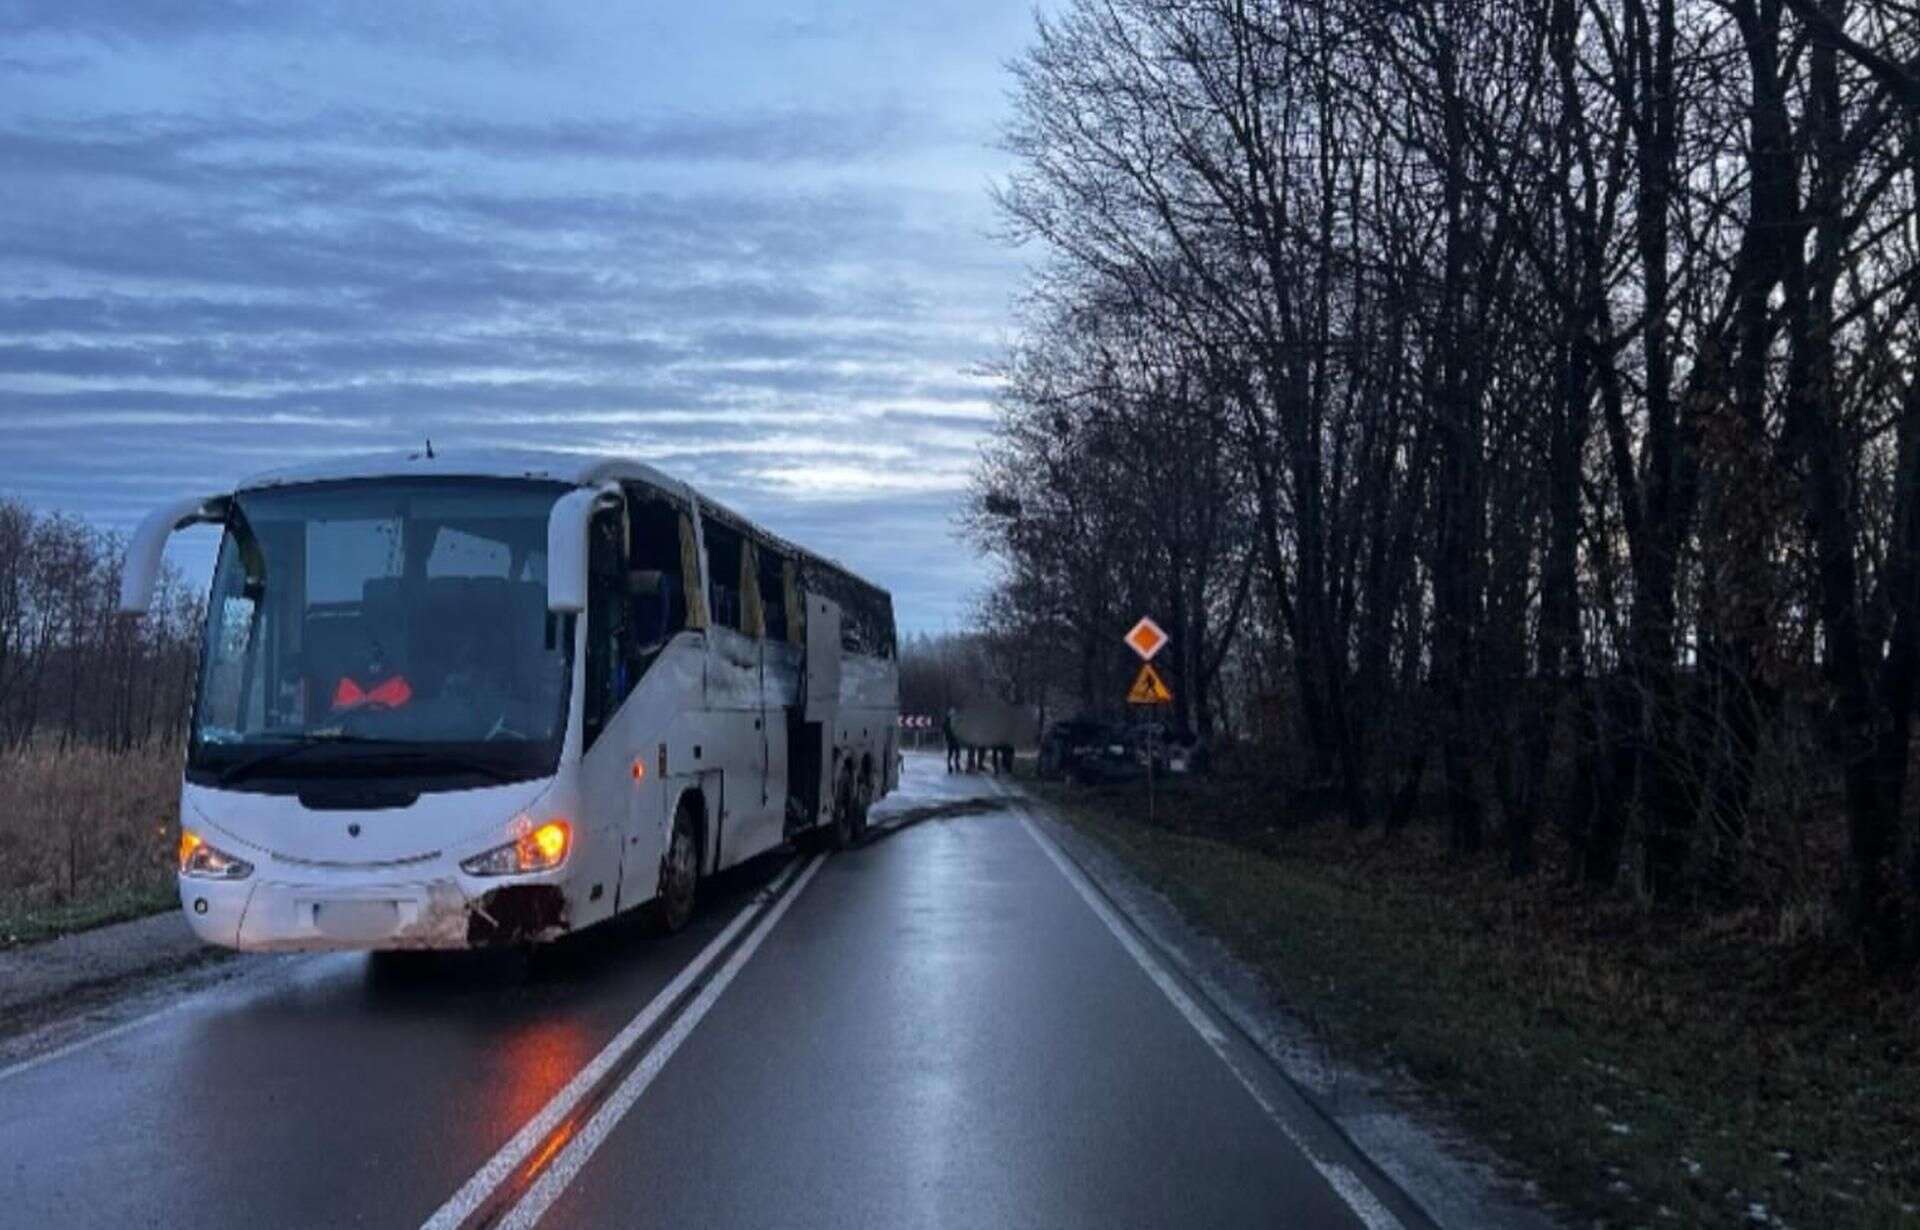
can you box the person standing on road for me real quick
[944,708,962,773]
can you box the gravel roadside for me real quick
[0,910,241,1063]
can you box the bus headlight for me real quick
[179,830,254,880]
[461,820,571,876]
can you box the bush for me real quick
[0,744,183,944]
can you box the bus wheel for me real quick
[850,768,873,843]
[651,804,700,933]
[829,763,856,850]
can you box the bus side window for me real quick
[833,581,894,659]
[625,494,688,655]
[876,592,897,659]
[782,559,804,645]
[757,544,790,643]
[582,507,631,751]
[702,519,747,633]
[679,514,708,630]
[740,541,765,638]
[833,574,873,656]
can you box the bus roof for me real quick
[233,448,891,601]
[236,447,690,500]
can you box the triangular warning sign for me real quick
[1127,662,1173,705]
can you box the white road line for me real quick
[1015,810,1405,1230]
[0,997,195,1085]
[495,853,825,1229]
[420,856,808,1230]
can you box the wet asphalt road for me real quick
[0,754,1411,1229]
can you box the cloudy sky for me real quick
[0,0,1041,631]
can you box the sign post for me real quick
[1124,618,1172,824]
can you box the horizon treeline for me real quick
[0,496,202,753]
[968,0,1920,960]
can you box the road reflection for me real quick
[485,1017,596,1140]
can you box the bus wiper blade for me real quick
[215,734,393,785]
[366,748,520,784]
[216,737,522,786]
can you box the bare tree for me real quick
[978,0,1920,960]
[0,496,201,751]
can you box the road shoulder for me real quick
[0,908,243,1069]
[1009,780,1559,1230]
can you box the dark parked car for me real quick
[1038,719,1143,784]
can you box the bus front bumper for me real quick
[179,875,565,952]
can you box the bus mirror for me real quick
[117,495,226,615]
[547,483,623,614]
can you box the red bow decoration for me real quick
[332,675,413,711]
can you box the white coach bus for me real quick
[117,449,899,950]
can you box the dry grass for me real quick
[0,744,183,946]
[1032,773,1920,1229]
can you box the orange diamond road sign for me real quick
[1127,663,1173,706]
[1124,616,1168,661]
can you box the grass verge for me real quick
[1028,774,1920,1229]
[0,744,182,948]
[0,883,180,949]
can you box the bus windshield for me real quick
[186,478,573,789]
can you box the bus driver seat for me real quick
[334,578,415,712]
